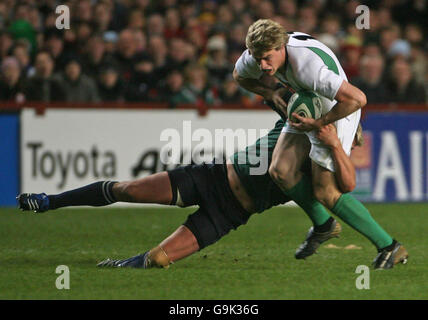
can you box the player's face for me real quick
[253,46,285,76]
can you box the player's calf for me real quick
[312,182,342,209]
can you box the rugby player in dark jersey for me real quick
[17,119,407,270]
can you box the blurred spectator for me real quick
[228,24,247,52]
[75,21,94,53]
[388,39,411,60]
[167,38,192,71]
[380,25,401,54]
[0,0,425,106]
[404,24,424,47]
[133,29,147,54]
[318,15,342,53]
[103,31,118,55]
[386,57,426,103]
[147,35,169,84]
[352,54,388,104]
[93,1,113,33]
[409,46,427,86]
[181,63,218,105]
[43,29,67,72]
[212,4,234,33]
[204,35,231,87]
[75,0,93,23]
[297,6,318,35]
[158,69,189,107]
[164,8,184,39]
[57,57,100,102]
[24,51,65,102]
[147,14,165,37]
[82,35,111,79]
[218,76,244,104]
[8,3,37,54]
[278,0,297,19]
[97,66,125,102]
[0,31,14,60]
[12,40,34,77]
[0,57,25,102]
[114,29,139,81]
[256,0,275,19]
[341,41,362,81]
[127,9,145,30]
[184,21,206,55]
[125,55,156,102]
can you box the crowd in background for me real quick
[0,0,426,107]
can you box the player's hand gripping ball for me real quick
[287,91,322,123]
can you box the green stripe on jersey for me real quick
[307,47,339,75]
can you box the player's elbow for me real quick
[358,91,367,108]
[353,88,367,109]
[340,180,356,194]
[232,68,240,82]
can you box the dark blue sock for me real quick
[48,181,117,209]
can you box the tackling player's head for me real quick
[245,19,289,76]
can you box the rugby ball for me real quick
[287,91,322,122]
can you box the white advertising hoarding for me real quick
[21,108,279,194]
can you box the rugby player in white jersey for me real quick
[233,19,407,265]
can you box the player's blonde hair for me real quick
[245,19,289,57]
[355,123,364,147]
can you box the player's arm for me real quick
[318,81,366,127]
[232,68,289,110]
[288,47,367,131]
[292,80,367,131]
[317,124,356,193]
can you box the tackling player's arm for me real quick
[316,124,356,193]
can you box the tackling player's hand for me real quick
[266,87,289,114]
[316,124,340,149]
[289,113,323,132]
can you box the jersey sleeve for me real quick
[289,47,344,101]
[234,49,263,80]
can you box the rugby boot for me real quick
[17,193,50,213]
[295,219,342,259]
[372,240,408,269]
[97,252,149,268]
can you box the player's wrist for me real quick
[314,118,325,129]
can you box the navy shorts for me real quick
[167,163,252,250]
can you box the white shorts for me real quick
[281,110,361,172]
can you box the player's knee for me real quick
[269,162,294,189]
[112,181,138,202]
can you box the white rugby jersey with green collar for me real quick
[235,32,348,113]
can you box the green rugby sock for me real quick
[284,174,331,226]
[331,194,393,250]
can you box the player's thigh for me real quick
[270,132,310,180]
[311,161,342,209]
[114,172,172,204]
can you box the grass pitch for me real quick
[0,204,427,300]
